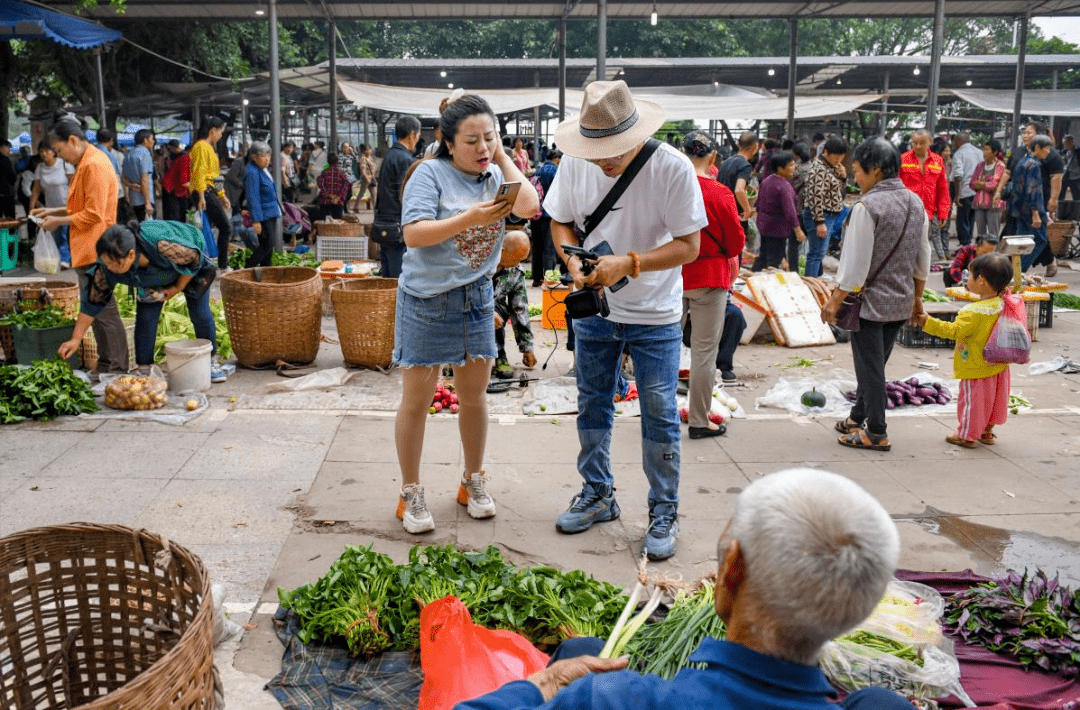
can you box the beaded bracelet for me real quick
[628,251,641,279]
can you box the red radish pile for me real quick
[430,383,460,414]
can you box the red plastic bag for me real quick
[418,596,549,710]
[983,291,1031,365]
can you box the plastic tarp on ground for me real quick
[0,0,121,49]
[336,80,882,121]
[952,88,1080,118]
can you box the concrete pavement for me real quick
[2,263,1079,707]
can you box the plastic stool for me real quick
[0,227,18,271]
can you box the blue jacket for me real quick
[245,161,282,222]
[456,639,846,710]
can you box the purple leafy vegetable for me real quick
[944,569,1080,677]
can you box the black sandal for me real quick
[834,417,863,434]
[838,429,891,452]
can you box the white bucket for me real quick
[165,338,213,393]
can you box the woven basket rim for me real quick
[222,266,320,287]
[328,277,398,292]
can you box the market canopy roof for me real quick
[330,56,1077,94]
[0,0,120,48]
[40,0,1080,21]
[336,80,883,121]
[952,89,1080,117]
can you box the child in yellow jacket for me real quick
[916,253,1014,449]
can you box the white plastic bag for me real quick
[33,234,60,274]
[821,640,974,706]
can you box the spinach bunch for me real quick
[278,544,397,655]
[0,304,74,329]
[0,358,99,423]
[945,569,1080,676]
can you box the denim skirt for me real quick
[393,277,497,368]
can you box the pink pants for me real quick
[956,369,1010,441]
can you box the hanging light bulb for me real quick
[440,71,447,78]
[768,68,775,76]
[966,79,973,86]
[836,78,842,85]
[448,83,454,89]
[913,67,921,76]
[650,4,657,25]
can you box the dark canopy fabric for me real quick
[0,0,120,49]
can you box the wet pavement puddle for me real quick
[910,506,1080,586]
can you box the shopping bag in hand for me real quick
[418,596,549,710]
[32,233,60,274]
[983,291,1031,365]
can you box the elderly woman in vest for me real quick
[58,220,227,382]
[822,138,931,452]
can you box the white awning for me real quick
[952,89,1080,117]
[337,80,882,122]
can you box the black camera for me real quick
[561,245,629,319]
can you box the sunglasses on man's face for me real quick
[588,149,634,166]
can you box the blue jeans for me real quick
[379,241,406,278]
[134,289,217,367]
[573,316,681,518]
[801,208,843,277]
[53,225,71,265]
[1017,210,1049,271]
[548,637,913,709]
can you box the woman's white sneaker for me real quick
[396,483,435,533]
[457,471,496,519]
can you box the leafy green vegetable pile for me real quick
[227,248,322,270]
[116,296,232,362]
[0,304,74,329]
[945,569,1080,676]
[278,543,626,658]
[1054,292,1080,311]
[0,358,98,423]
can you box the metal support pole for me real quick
[881,70,890,136]
[193,98,200,134]
[1011,12,1029,155]
[596,0,606,83]
[269,0,283,251]
[240,91,248,149]
[362,107,369,148]
[559,15,567,121]
[533,71,541,168]
[926,0,945,133]
[1051,68,1059,139]
[786,18,797,141]
[328,19,338,152]
[94,49,107,129]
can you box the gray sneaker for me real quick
[644,513,679,561]
[555,484,620,534]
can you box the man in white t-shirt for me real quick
[545,81,708,560]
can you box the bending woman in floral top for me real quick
[58,220,220,377]
[392,94,539,535]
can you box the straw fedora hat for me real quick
[554,80,665,160]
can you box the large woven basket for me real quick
[315,221,365,238]
[331,277,397,369]
[221,266,322,368]
[1047,220,1075,257]
[0,523,217,709]
[0,280,80,362]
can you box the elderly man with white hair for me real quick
[456,468,913,710]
